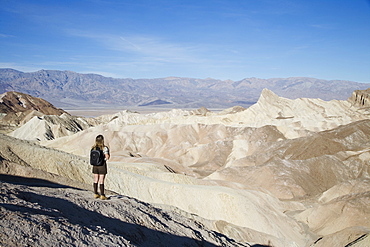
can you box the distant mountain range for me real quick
[0,68,368,108]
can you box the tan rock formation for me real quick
[0,91,72,135]
[0,91,66,115]
[0,91,101,139]
[348,88,370,107]
[85,89,369,139]
[9,113,94,141]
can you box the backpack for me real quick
[90,147,104,166]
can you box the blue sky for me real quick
[0,0,369,82]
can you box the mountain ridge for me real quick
[0,68,368,108]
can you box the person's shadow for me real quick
[1,174,251,247]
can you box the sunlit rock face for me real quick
[2,89,370,247]
[0,91,98,138]
[0,91,66,116]
[9,114,94,141]
[348,88,370,107]
[0,91,68,134]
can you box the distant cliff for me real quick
[348,88,370,107]
[0,68,368,108]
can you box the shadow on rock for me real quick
[1,174,247,247]
[0,174,79,189]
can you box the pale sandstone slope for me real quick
[41,121,370,246]
[209,119,370,199]
[10,88,370,141]
[44,125,309,245]
[181,88,367,138]
[9,113,95,141]
[1,133,307,247]
[99,88,369,139]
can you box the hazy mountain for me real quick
[0,68,368,108]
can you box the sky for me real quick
[0,0,369,82]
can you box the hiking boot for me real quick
[94,193,100,199]
[100,195,108,200]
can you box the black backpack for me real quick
[90,147,104,166]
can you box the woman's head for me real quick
[94,134,105,149]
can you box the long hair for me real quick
[92,135,105,150]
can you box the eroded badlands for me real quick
[1,89,370,247]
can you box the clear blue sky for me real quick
[1,0,369,82]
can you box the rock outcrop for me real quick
[348,88,370,107]
[0,91,69,134]
[9,113,95,141]
[0,91,100,139]
[0,91,66,116]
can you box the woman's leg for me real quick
[93,174,99,198]
[98,174,107,199]
[98,174,105,184]
[93,174,100,183]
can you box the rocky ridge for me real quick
[0,173,247,247]
[0,91,66,115]
[11,88,369,141]
[0,91,99,139]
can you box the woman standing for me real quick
[91,134,110,200]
